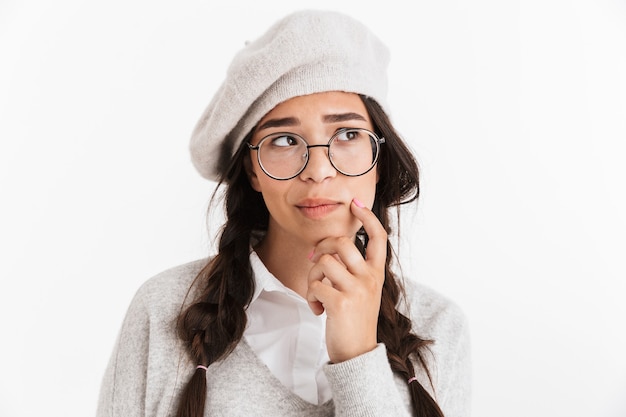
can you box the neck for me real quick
[254,230,315,298]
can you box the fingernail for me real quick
[307,249,315,261]
[352,198,365,208]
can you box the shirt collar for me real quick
[249,250,302,305]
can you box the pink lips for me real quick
[296,198,341,219]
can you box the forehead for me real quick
[256,91,370,126]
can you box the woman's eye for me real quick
[336,130,359,141]
[270,135,298,147]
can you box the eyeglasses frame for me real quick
[247,128,386,181]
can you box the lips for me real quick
[296,198,340,208]
[295,198,342,219]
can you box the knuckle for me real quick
[318,253,335,266]
[334,295,350,312]
[308,279,320,291]
[337,236,353,246]
[360,279,378,296]
[377,226,388,240]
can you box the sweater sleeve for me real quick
[407,282,472,417]
[323,343,411,417]
[96,287,151,417]
[96,288,150,417]
[96,260,205,417]
[433,306,472,417]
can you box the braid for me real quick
[378,265,445,417]
[175,148,266,417]
[365,95,446,416]
[359,200,444,416]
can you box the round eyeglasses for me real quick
[247,128,385,180]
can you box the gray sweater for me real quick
[97,259,471,416]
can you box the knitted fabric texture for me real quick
[189,9,390,181]
[96,258,472,416]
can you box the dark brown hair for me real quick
[175,95,445,417]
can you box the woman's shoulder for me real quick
[138,258,208,293]
[400,277,468,342]
[399,278,472,413]
[128,258,210,317]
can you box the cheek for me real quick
[247,159,266,192]
[356,172,379,208]
[255,178,290,213]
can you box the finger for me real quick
[306,278,341,315]
[308,254,355,291]
[310,236,368,276]
[350,198,388,268]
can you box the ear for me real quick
[244,154,262,192]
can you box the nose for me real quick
[299,144,337,182]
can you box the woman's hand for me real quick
[306,198,387,363]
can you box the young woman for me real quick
[97,9,471,417]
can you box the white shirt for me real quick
[244,251,331,405]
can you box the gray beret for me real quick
[189,9,391,181]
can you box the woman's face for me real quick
[247,91,379,247]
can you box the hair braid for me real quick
[365,96,446,416]
[377,266,445,417]
[175,156,265,417]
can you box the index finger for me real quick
[350,198,388,268]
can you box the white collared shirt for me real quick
[244,251,331,405]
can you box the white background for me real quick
[1,0,625,416]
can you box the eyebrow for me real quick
[256,112,367,132]
[322,112,367,123]
[256,117,300,131]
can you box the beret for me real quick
[189,9,391,181]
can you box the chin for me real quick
[306,223,363,245]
